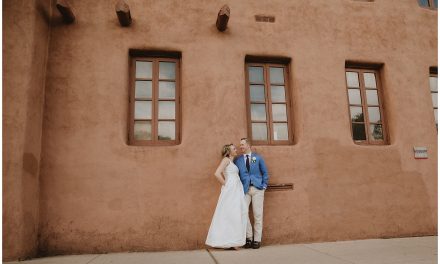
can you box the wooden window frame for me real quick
[418,0,438,9]
[128,56,181,146]
[245,61,294,146]
[345,67,389,145]
[430,67,438,130]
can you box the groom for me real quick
[234,138,269,249]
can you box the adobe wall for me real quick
[3,0,52,261]
[15,0,438,257]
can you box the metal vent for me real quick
[255,15,275,23]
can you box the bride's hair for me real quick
[221,144,233,157]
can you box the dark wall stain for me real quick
[22,153,39,177]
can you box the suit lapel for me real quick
[238,155,245,171]
[242,154,249,173]
[249,153,254,171]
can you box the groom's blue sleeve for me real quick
[259,156,269,189]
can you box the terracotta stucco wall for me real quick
[3,0,52,261]
[6,0,434,258]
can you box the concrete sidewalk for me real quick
[4,236,437,264]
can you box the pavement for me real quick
[3,236,437,264]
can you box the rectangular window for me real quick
[430,67,438,129]
[418,0,438,9]
[129,54,180,145]
[345,67,388,145]
[245,61,293,145]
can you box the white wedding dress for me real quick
[206,160,248,248]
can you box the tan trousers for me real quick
[245,186,265,242]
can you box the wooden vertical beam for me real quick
[216,5,230,32]
[56,0,75,24]
[115,0,132,27]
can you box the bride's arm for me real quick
[214,158,229,185]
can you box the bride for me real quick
[206,144,248,249]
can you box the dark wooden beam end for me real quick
[116,0,132,27]
[216,5,230,32]
[56,0,75,24]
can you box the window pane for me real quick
[269,67,284,84]
[273,123,288,140]
[251,123,267,140]
[271,86,286,102]
[346,72,360,88]
[368,107,381,123]
[366,90,379,105]
[158,101,175,119]
[348,89,362,105]
[159,81,176,99]
[135,61,152,79]
[250,85,265,101]
[272,104,287,121]
[434,0,438,8]
[418,0,429,6]
[352,123,366,140]
[363,73,377,89]
[251,104,267,121]
[430,77,438,91]
[158,121,175,140]
[249,67,264,83]
[135,81,152,99]
[159,62,176,80]
[370,124,384,140]
[135,101,152,119]
[350,106,364,122]
[432,93,438,108]
[134,121,152,140]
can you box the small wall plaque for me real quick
[255,15,275,23]
[414,147,428,159]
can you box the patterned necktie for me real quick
[246,155,250,172]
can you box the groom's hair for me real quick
[240,138,250,145]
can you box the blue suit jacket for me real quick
[234,153,269,194]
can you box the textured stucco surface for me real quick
[3,0,52,261]
[3,0,438,261]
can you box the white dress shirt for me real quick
[243,152,252,165]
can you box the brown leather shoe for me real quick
[252,241,261,249]
[243,239,252,248]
